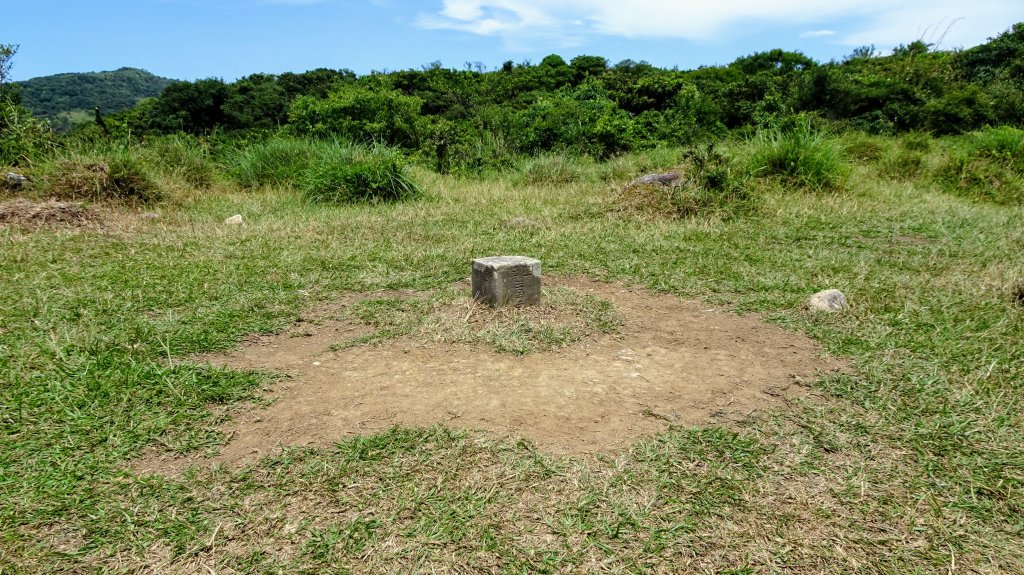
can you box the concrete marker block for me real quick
[472,256,542,308]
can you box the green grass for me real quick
[2,135,1024,573]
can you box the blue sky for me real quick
[5,0,1023,81]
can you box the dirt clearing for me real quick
[144,277,845,470]
[0,197,97,227]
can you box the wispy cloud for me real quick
[418,0,1022,51]
[800,30,837,38]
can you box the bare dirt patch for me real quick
[138,278,846,471]
[0,197,97,227]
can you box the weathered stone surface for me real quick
[4,172,28,188]
[807,289,848,312]
[224,214,243,225]
[472,256,541,308]
[629,172,681,187]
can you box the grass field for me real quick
[2,135,1023,573]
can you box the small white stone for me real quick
[807,289,848,312]
[224,214,243,225]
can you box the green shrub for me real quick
[302,146,420,204]
[870,132,931,180]
[748,119,848,190]
[901,131,933,153]
[879,148,926,180]
[226,137,315,188]
[512,84,637,158]
[923,85,996,135]
[670,144,751,217]
[288,86,426,149]
[937,154,1023,204]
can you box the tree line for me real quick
[5,24,1024,172]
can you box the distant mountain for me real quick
[16,67,177,131]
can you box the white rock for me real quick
[807,289,848,312]
[224,214,243,225]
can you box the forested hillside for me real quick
[16,67,175,131]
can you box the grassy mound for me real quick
[334,286,621,355]
[619,144,751,219]
[44,151,161,202]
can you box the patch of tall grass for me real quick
[513,153,592,186]
[747,119,849,191]
[937,126,1024,204]
[302,145,421,204]
[225,137,317,188]
[142,134,217,189]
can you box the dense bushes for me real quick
[288,85,425,149]
[4,23,1024,210]
[85,22,1024,165]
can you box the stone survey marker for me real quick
[472,256,542,307]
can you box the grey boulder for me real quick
[807,289,848,312]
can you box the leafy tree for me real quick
[223,73,288,130]
[956,23,1024,84]
[1,44,20,104]
[512,82,636,158]
[289,85,425,148]
[145,78,229,133]
[569,55,608,84]
[278,68,355,100]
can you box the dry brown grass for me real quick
[0,197,96,227]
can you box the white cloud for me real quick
[418,0,1023,50]
[800,30,837,38]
